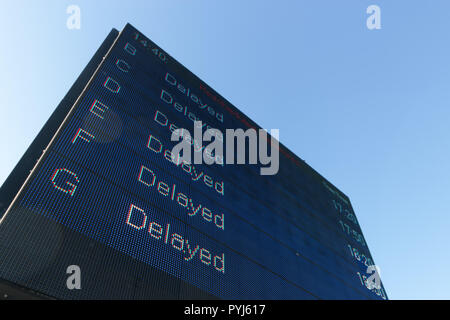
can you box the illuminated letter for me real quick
[124,42,136,55]
[89,100,108,119]
[126,204,147,230]
[103,77,121,93]
[160,89,173,104]
[171,234,184,251]
[147,135,162,153]
[214,213,224,230]
[154,110,168,126]
[71,128,95,144]
[116,59,131,73]
[138,166,156,187]
[214,253,225,273]
[165,72,177,86]
[51,168,79,196]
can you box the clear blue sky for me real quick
[1,0,449,299]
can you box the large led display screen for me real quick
[0,24,387,299]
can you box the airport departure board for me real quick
[0,24,387,299]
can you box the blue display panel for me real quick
[0,24,386,299]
